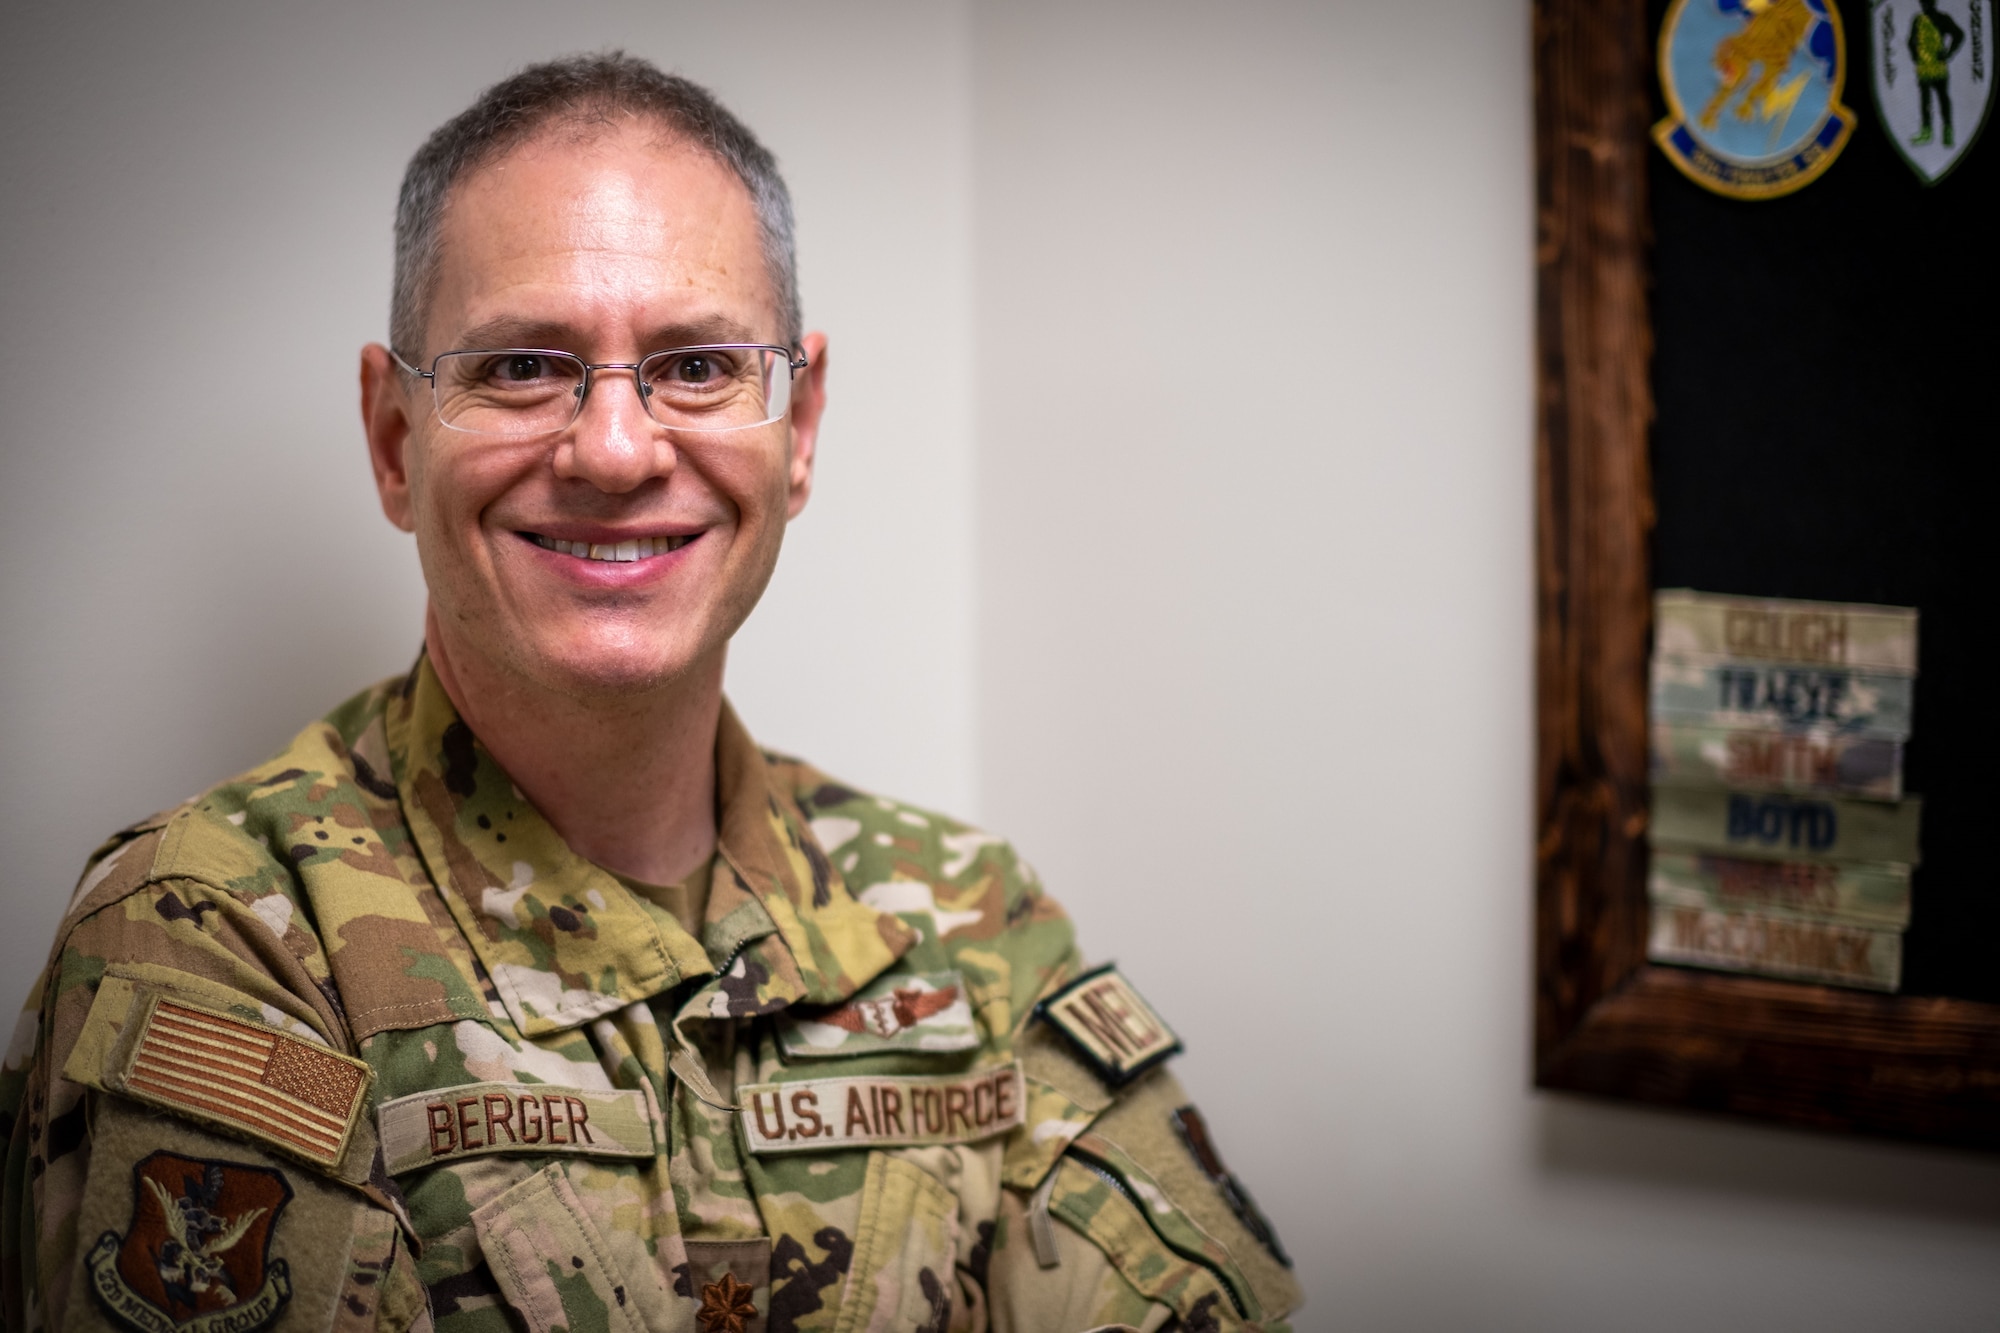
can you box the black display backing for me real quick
[1646,0,1997,1001]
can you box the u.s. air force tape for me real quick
[1034,963,1181,1086]
[377,1082,657,1174]
[739,1062,1024,1153]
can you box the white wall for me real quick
[3,4,1998,1330]
[969,3,2000,1330]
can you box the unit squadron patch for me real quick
[87,1152,293,1333]
[1033,963,1181,1087]
[1655,0,1858,199]
[1870,0,1993,183]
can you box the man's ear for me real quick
[360,344,418,532]
[785,331,829,520]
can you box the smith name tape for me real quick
[1649,722,1904,801]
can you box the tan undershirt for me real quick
[612,854,715,943]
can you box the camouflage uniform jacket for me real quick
[1,660,1300,1333]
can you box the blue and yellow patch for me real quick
[1655,0,1858,199]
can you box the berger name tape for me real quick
[378,1082,655,1174]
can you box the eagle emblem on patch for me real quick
[778,970,980,1057]
[86,1152,293,1333]
[1034,963,1181,1086]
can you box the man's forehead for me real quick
[427,122,775,345]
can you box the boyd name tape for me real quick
[1649,784,1923,864]
[739,1062,1024,1154]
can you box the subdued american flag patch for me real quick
[117,996,370,1169]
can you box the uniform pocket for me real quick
[832,1154,961,1333]
[471,1163,649,1333]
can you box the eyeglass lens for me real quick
[430,347,793,435]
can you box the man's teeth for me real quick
[531,534,691,562]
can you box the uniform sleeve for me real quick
[2,874,429,1332]
[984,990,1302,1333]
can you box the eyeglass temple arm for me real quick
[387,348,435,381]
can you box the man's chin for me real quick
[521,639,717,703]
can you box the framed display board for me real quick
[1532,0,2000,1148]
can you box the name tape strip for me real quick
[378,1081,655,1174]
[1648,904,1903,992]
[1649,785,1924,866]
[740,1062,1024,1154]
[1653,590,1918,674]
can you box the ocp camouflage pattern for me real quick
[1,660,1301,1331]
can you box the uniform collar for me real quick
[387,657,913,1037]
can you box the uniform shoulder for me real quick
[772,754,1081,1031]
[775,752,1048,906]
[54,674,407,946]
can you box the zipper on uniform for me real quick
[1063,1146,1251,1321]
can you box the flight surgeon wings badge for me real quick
[86,1152,293,1333]
[1870,0,1994,182]
[778,970,981,1058]
[1656,0,1859,198]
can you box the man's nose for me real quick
[552,366,675,492]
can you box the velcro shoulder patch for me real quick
[70,981,371,1171]
[1034,963,1180,1087]
[376,1083,657,1174]
[740,1061,1024,1153]
[1172,1104,1293,1269]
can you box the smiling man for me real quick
[0,55,1299,1333]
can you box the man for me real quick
[0,53,1298,1333]
[1908,0,1966,148]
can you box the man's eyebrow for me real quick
[444,317,577,352]
[642,316,767,347]
[442,314,774,353]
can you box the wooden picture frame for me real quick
[1531,0,2000,1149]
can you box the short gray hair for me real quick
[390,52,799,356]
